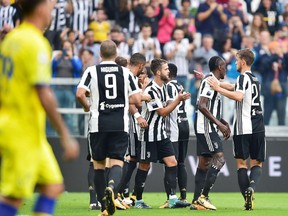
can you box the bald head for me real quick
[100,40,117,60]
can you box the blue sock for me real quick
[0,202,17,216]
[33,195,56,215]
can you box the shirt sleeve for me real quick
[167,84,176,101]
[199,80,214,99]
[146,88,163,111]
[235,74,248,94]
[128,72,141,96]
[27,42,51,86]
[77,67,91,92]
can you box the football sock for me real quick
[163,176,169,200]
[178,163,187,200]
[119,160,137,197]
[249,166,262,191]
[108,165,122,198]
[134,169,149,200]
[165,166,177,196]
[94,169,106,211]
[105,167,110,185]
[88,162,97,204]
[0,203,17,216]
[237,168,250,199]
[33,195,56,215]
[202,165,220,197]
[193,168,207,202]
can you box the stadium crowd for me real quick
[1,0,288,135]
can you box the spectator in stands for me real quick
[246,13,268,42]
[224,0,249,25]
[45,0,67,50]
[195,0,228,52]
[80,48,94,70]
[256,0,280,36]
[258,41,288,125]
[110,27,133,59]
[81,29,101,64]
[133,23,162,64]
[176,0,196,43]
[88,8,110,43]
[115,56,128,67]
[227,15,246,49]
[193,34,218,74]
[274,11,288,52]
[116,0,130,33]
[133,1,164,37]
[67,0,93,35]
[11,0,23,24]
[52,40,82,134]
[156,0,175,54]
[0,0,19,32]
[164,27,194,89]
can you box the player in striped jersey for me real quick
[0,0,17,30]
[192,56,230,211]
[76,40,142,216]
[207,49,266,210]
[160,63,190,208]
[136,59,190,209]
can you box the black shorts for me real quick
[140,138,175,163]
[233,132,266,162]
[89,132,128,161]
[196,132,223,156]
[128,132,141,160]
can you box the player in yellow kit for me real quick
[0,0,79,215]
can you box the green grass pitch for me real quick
[18,192,288,216]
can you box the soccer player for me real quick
[160,63,190,208]
[0,0,79,216]
[117,53,148,207]
[137,58,190,209]
[191,56,230,211]
[207,49,266,210]
[76,40,142,216]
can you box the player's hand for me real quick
[177,91,191,101]
[218,122,231,140]
[141,93,152,102]
[61,136,80,161]
[207,77,220,90]
[137,116,148,128]
[83,100,91,112]
[193,69,205,79]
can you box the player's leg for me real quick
[0,197,22,216]
[178,140,188,201]
[88,161,100,210]
[190,156,210,210]
[33,141,64,216]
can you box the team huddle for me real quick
[76,41,266,216]
[0,1,266,215]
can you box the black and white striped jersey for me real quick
[195,73,222,134]
[166,80,189,142]
[70,0,92,35]
[233,71,265,135]
[77,61,140,133]
[49,0,67,31]
[0,5,16,29]
[139,81,168,142]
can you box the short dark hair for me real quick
[168,63,177,78]
[115,56,128,67]
[236,49,255,66]
[208,56,225,72]
[150,59,167,75]
[100,40,117,59]
[141,23,151,30]
[130,53,146,66]
[19,0,46,16]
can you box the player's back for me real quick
[0,22,52,145]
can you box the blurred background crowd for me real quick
[1,0,288,136]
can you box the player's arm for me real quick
[128,73,142,108]
[129,105,148,128]
[156,92,190,117]
[76,88,90,112]
[76,68,91,112]
[36,86,79,160]
[198,96,230,139]
[219,82,235,91]
[207,76,243,101]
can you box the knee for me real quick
[39,184,65,198]
[165,157,177,167]
[139,162,150,171]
